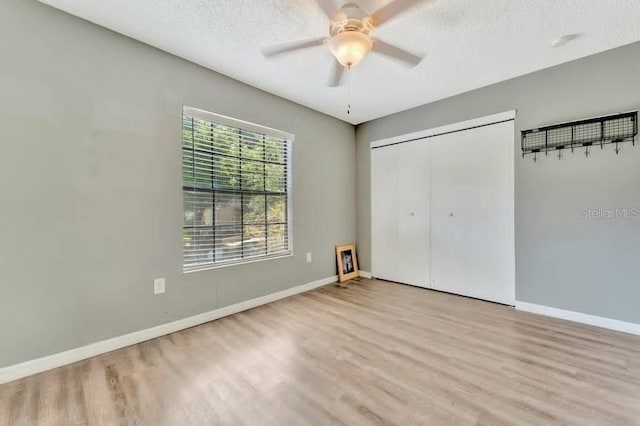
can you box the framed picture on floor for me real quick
[336,243,359,283]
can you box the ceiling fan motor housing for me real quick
[328,3,375,68]
[330,3,375,36]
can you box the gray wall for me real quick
[356,41,640,324]
[0,0,355,368]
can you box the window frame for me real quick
[182,106,294,273]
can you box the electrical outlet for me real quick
[306,252,312,263]
[154,278,166,295]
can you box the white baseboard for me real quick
[358,270,372,279]
[0,275,337,385]
[516,301,640,336]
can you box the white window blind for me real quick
[182,107,293,271]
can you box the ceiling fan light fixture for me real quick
[328,31,373,68]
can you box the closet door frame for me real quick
[370,111,516,149]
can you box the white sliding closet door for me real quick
[371,140,430,287]
[430,120,515,305]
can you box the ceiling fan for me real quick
[262,0,428,87]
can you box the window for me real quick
[182,107,293,271]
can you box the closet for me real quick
[371,112,515,305]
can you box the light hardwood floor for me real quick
[2,278,640,425]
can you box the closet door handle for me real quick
[449,212,454,217]
[409,212,416,216]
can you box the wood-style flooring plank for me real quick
[1,279,640,425]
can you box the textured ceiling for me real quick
[37,0,640,124]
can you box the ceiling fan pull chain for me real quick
[347,66,351,115]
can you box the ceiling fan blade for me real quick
[262,37,326,58]
[372,40,422,67]
[327,59,345,87]
[370,0,431,28]
[313,0,337,20]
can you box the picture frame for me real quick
[336,243,359,283]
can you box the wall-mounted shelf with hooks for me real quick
[521,111,638,161]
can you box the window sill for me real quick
[183,252,293,274]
